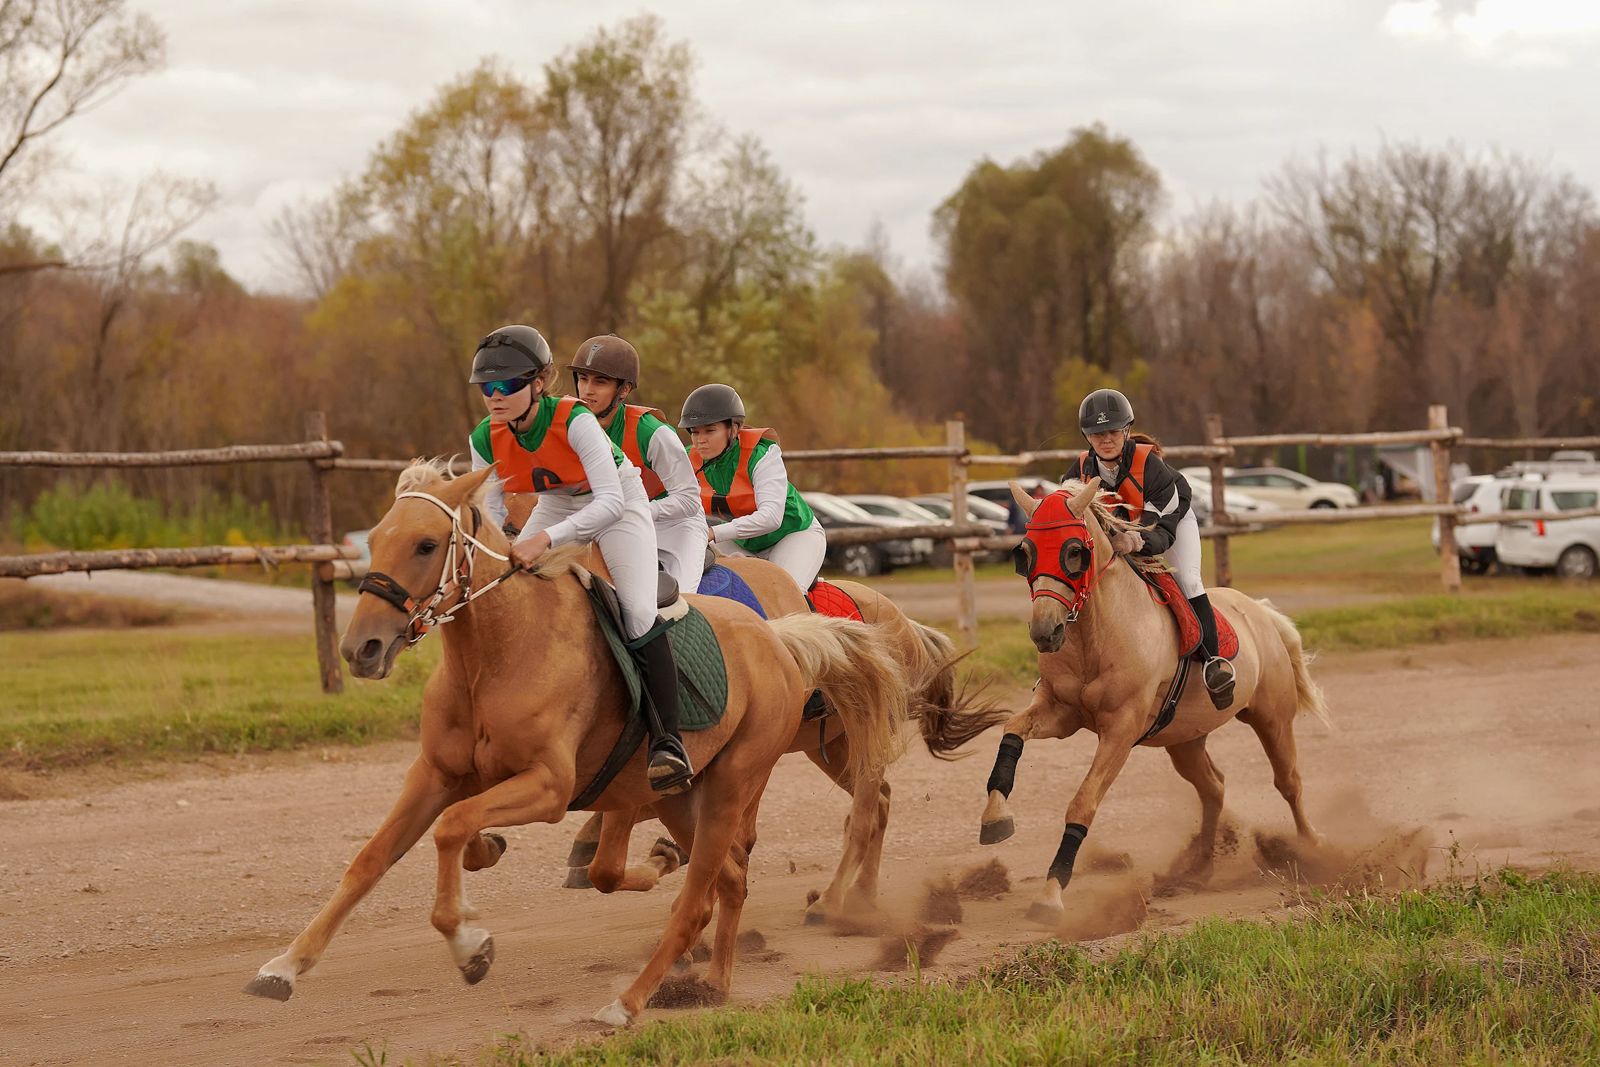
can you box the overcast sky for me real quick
[40,0,1600,292]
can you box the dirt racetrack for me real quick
[2,633,1597,1065]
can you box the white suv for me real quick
[1495,478,1600,579]
[1431,476,1502,574]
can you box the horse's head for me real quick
[340,462,498,679]
[1009,478,1105,653]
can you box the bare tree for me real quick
[0,0,164,216]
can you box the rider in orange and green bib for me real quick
[566,335,709,595]
[678,383,826,590]
[466,325,693,793]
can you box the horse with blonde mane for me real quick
[980,479,1329,924]
[562,555,1004,924]
[242,462,908,1027]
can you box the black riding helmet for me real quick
[1078,388,1135,434]
[469,325,552,383]
[678,383,746,429]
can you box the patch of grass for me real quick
[1215,515,1442,593]
[476,869,1600,1066]
[0,629,434,770]
[0,581,193,631]
[950,583,1600,687]
[1296,584,1600,651]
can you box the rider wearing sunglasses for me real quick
[466,325,694,794]
[1065,388,1235,710]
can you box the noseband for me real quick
[355,491,516,645]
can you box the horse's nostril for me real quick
[359,638,383,662]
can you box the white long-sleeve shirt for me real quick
[711,444,792,544]
[642,422,704,527]
[468,411,631,548]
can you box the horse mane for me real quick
[1056,479,1171,576]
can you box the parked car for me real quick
[802,491,934,577]
[1431,475,1501,574]
[1494,478,1600,579]
[1178,470,1280,524]
[966,478,1060,511]
[844,495,945,525]
[909,494,1011,562]
[1196,467,1360,510]
[341,529,372,562]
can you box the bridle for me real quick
[1014,492,1119,623]
[355,491,519,645]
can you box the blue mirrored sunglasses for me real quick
[478,375,536,398]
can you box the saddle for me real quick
[1127,564,1240,746]
[567,567,722,810]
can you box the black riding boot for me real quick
[637,630,694,794]
[1188,594,1236,711]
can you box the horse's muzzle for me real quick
[341,631,405,679]
[1029,617,1066,653]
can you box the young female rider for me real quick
[678,383,827,590]
[566,335,709,595]
[465,325,693,792]
[1065,388,1236,710]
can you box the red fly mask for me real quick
[1012,490,1105,621]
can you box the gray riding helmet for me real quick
[678,383,746,428]
[469,325,552,383]
[1078,388,1135,434]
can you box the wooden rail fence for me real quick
[3,405,1596,691]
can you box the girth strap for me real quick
[1135,656,1192,747]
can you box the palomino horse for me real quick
[243,462,908,1027]
[979,479,1329,924]
[563,556,1001,923]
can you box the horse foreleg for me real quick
[244,757,462,1001]
[981,687,1081,845]
[1026,717,1140,925]
[704,795,761,997]
[1162,736,1226,885]
[429,765,566,986]
[587,808,689,893]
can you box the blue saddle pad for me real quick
[697,563,767,619]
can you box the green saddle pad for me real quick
[592,598,729,732]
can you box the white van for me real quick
[1432,475,1501,574]
[1494,478,1600,579]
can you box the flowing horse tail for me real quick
[1258,598,1333,729]
[904,621,1014,760]
[767,614,909,788]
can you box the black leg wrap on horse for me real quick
[1189,594,1220,659]
[1048,823,1089,886]
[986,733,1025,797]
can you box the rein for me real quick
[356,491,520,644]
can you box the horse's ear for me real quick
[449,465,497,505]
[1009,480,1040,518]
[1067,477,1100,517]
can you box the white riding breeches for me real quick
[1163,509,1205,599]
[656,513,707,595]
[716,518,827,590]
[525,470,659,641]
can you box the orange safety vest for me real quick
[490,396,591,494]
[694,426,778,519]
[1077,442,1154,518]
[619,404,668,501]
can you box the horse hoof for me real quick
[243,973,294,1001]
[979,817,1015,845]
[567,838,599,867]
[650,836,689,868]
[1025,902,1063,927]
[563,866,593,890]
[593,998,634,1028]
[803,906,828,926]
[459,937,495,985]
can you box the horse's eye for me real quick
[417,539,438,556]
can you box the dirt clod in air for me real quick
[736,929,767,952]
[955,858,1011,900]
[918,878,963,925]
[647,974,727,1009]
[872,926,959,971]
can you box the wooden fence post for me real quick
[305,411,344,694]
[1205,413,1232,588]
[947,419,978,651]
[1430,404,1462,595]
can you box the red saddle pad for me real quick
[807,578,864,622]
[1149,571,1239,660]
